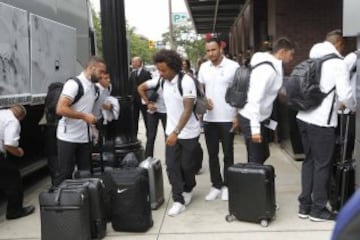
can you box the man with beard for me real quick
[53,56,107,187]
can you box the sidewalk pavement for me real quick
[0,121,335,240]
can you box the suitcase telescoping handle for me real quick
[339,112,350,164]
[88,124,105,173]
[54,182,89,205]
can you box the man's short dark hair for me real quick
[272,37,295,53]
[206,37,222,46]
[153,49,182,73]
[86,56,105,68]
[326,29,343,45]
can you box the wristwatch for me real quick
[173,127,181,135]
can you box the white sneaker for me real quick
[168,202,186,217]
[205,187,221,201]
[182,191,193,206]
[221,186,228,201]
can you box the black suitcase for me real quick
[61,178,107,239]
[39,183,91,240]
[73,139,115,222]
[329,114,355,212]
[226,163,276,227]
[74,165,114,222]
[139,157,164,210]
[109,167,153,232]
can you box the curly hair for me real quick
[153,49,183,73]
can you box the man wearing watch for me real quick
[153,49,201,217]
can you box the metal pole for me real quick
[100,0,144,164]
[168,0,175,50]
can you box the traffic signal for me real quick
[148,40,155,49]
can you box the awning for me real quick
[185,0,245,34]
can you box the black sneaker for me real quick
[298,205,310,219]
[6,205,35,220]
[309,208,337,222]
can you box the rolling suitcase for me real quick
[74,163,114,222]
[109,167,153,232]
[329,113,355,212]
[39,183,91,240]
[74,136,115,222]
[226,163,276,227]
[139,157,165,210]
[61,178,107,239]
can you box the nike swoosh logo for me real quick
[117,188,128,194]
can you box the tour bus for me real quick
[0,0,95,176]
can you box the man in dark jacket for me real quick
[130,56,152,137]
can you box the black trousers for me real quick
[53,139,92,187]
[238,114,270,164]
[297,119,335,211]
[165,137,198,204]
[133,102,148,137]
[204,121,234,189]
[0,154,24,218]
[145,112,166,157]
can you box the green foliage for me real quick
[91,7,204,66]
[92,9,103,57]
[127,25,156,65]
[162,24,206,68]
[91,7,156,65]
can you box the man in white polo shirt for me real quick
[0,104,35,220]
[198,37,239,201]
[54,56,107,187]
[153,49,200,217]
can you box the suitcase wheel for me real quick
[260,219,269,227]
[225,214,236,222]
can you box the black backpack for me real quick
[146,77,164,102]
[177,72,207,117]
[225,61,275,108]
[44,77,99,125]
[285,53,340,111]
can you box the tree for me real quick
[92,9,103,57]
[91,8,155,65]
[162,24,206,66]
[127,25,156,65]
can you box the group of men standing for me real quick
[138,30,356,222]
[0,29,357,223]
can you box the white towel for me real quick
[102,96,120,124]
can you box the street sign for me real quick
[172,12,188,24]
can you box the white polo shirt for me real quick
[93,83,111,120]
[145,78,166,113]
[163,73,200,139]
[57,72,98,143]
[0,109,21,153]
[198,57,239,122]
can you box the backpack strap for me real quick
[70,77,84,105]
[319,53,341,63]
[177,72,202,120]
[251,61,276,73]
[70,77,99,104]
[154,77,163,92]
[327,88,336,125]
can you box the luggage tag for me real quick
[264,119,278,130]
